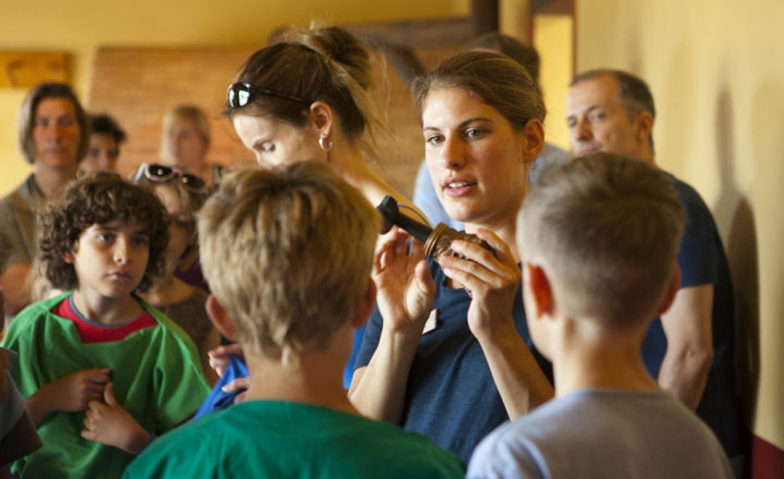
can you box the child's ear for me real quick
[205,295,236,341]
[64,242,78,264]
[654,264,682,316]
[524,262,554,318]
[349,279,377,329]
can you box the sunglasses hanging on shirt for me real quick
[133,163,207,193]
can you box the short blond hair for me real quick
[163,104,211,145]
[518,153,684,327]
[198,162,380,362]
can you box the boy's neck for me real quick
[71,289,145,325]
[552,317,660,398]
[241,342,357,415]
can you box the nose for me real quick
[574,118,593,142]
[439,136,466,170]
[44,123,63,143]
[113,239,130,264]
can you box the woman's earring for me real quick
[318,134,333,152]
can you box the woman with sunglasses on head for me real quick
[135,163,220,385]
[160,105,222,187]
[349,51,555,465]
[226,24,420,217]
[209,24,426,393]
[0,83,89,317]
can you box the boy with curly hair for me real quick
[2,173,209,478]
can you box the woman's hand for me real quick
[372,228,436,336]
[439,228,521,342]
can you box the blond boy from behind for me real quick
[124,162,463,478]
[467,153,733,479]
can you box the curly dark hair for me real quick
[38,172,169,292]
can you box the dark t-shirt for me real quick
[356,259,552,465]
[641,175,746,457]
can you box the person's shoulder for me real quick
[346,413,465,476]
[467,416,545,479]
[3,294,69,341]
[137,296,191,337]
[124,412,221,479]
[665,174,712,211]
[540,142,572,163]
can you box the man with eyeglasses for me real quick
[565,69,748,477]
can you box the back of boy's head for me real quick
[198,162,380,362]
[38,172,169,292]
[518,153,685,327]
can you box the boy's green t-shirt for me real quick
[1,292,210,479]
[124,400,465,479]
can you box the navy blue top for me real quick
[355,259,552,465]
[642,175,746,457]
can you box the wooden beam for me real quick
[472,0,499,34]
[0,51,68,88]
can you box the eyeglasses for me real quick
[133,163,207,192]
[226,82,311,109]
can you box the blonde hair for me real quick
[228,25,390,157]
[163,104,211,146]
[518,153,684,327]
[198,162,380,363]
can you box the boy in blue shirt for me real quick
[3,173,209,478]
[125,162,464,478]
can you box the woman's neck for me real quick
[140,273,193,307]
[331,142,427,223]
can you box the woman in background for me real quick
[135,163,220,385]
[0,83,88,316]
[160,105,220,186]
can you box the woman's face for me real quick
[422,87,533,230]
[154,185,193,273]
[32,97,81,170]
[232,112,323,168]
[161,118,208,170]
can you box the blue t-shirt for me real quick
[641,175,746,457]
[355,259,552,465]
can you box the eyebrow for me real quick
[423,116,493,132]
[566,105,603,120]
[94,223,150,235]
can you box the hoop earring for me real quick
[319,134,333,152]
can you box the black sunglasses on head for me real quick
[226,82,311,109]
[133,163,207,192]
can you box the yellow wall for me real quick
[533,14,573,150]
[0,0,467,194]
[576,0,784,448]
